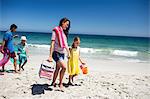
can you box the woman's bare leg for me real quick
[51,62,61,86]
[58,60,66,90]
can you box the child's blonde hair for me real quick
[72,36,80,48]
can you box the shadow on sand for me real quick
[0,69,15,73]
[31,84,53,95]
[63,83,81,88]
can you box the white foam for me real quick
[112,50,138,57]
[80,48,96,53]
[28,44,139,57]
[28,44,50,48]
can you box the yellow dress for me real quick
[68,47,80,75]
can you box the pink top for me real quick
[51,27,68,54]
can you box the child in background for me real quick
[67,37,85,85]
[17,36,29,71]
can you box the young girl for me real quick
[67,37,85,85]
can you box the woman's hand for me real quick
[47,56,53,62]
[66,47,71,59]
[48,41,54,62]
[67,52,70,59]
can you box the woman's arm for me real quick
[48,40,55,62]
[65,46,70,59]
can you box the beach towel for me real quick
[0,46,10,67]
[39,60,55,80]
[53,26,67,48]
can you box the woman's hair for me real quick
[72,36,80,48]
[59,17,71,37]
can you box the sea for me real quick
[0,31,150,63]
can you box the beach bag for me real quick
[80,65,88,74]
[39,60,55,80]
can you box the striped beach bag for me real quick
[39,60,55,80]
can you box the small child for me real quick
[67,37,85,85]
[17,36,29,71]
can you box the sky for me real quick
[0,0,149,37]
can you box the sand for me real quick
[0,52,150,99]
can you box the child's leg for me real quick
[13,58,17,72]
[21,59,27,70]
[72,74,77,83]
[68,75,73,83]
[18,63,22,71]
[18,56,22,71]
[68,75,75,86]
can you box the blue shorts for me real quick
[52,51,64,62]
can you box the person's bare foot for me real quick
[14,70,20,74]
[59,84,64,92]
[50,82,57,87]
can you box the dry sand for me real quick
[0,53,150,99]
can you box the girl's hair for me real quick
[72,36,80,48]
[59,17,71,38]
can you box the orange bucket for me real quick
[80,65,88,74]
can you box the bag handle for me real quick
[42,60,55,67]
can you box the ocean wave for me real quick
[112,50,138,57]
[81,48,138,57]
[28,44,50,48]
[28,44,140,57]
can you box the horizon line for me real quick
[0,30,149,38]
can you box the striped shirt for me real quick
[51,30,68,53]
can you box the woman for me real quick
[48,18,70,91]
